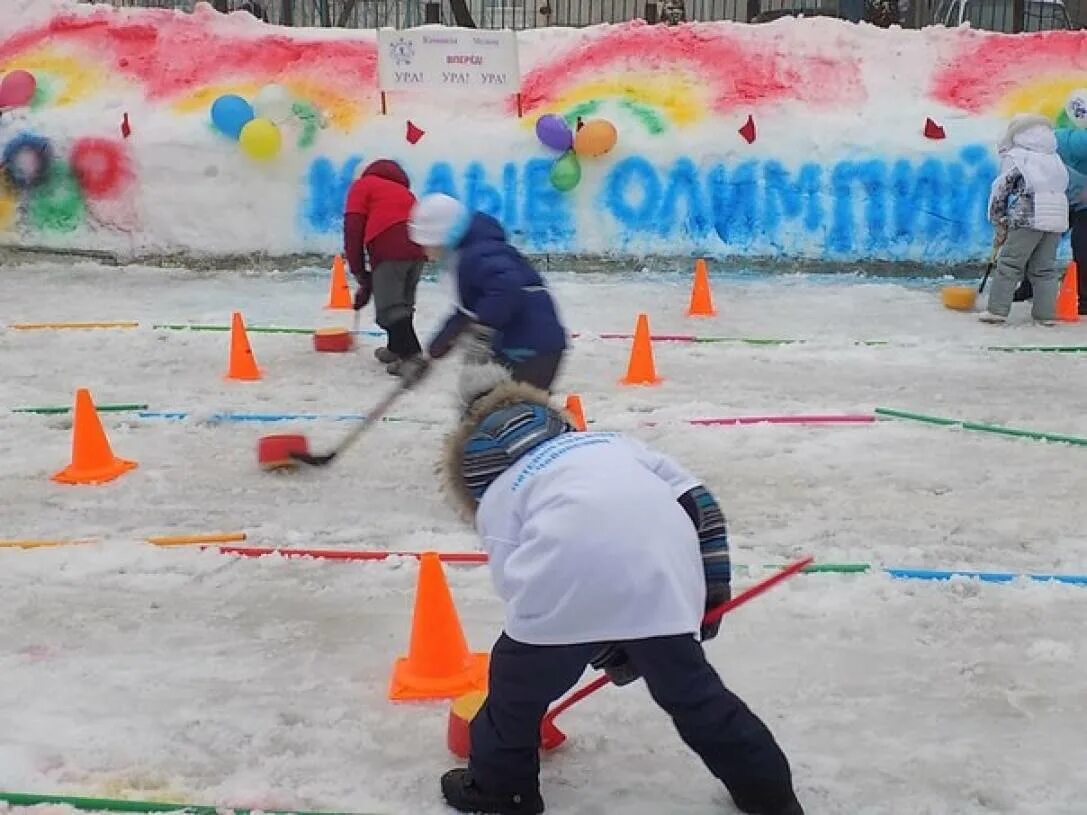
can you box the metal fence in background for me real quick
[85,0,1079,29]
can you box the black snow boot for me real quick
[384,317,422,359]
[440,769,544,815]
[732,787,805,815]
[373,347,398,364]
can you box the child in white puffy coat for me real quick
[982,114,1070,325]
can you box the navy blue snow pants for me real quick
[468,632,795,809]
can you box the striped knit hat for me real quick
[442,382,573,513]
[462,402,570,501]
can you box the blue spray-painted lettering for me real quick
[465,161,503,221]
[709,161,759,246]
[521,158,573,249]
[762,161,822,249]
[603,156,661,233]
[301,146,1000,260]
[303,153,362,235]
[657,157,711,240]
[304,157,572,252]
[423,162,458,198]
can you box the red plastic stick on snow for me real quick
[538,555,814,750]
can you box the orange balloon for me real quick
[573,119,617,158]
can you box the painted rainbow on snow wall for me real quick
[1,3,1086,262]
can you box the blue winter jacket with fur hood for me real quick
[427,213,567,363]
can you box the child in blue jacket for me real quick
[1012,95,1087,314]
[394,194,567,398]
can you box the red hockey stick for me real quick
[539,554,814,750]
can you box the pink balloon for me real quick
[0,70,37,108]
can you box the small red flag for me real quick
[738,114,756,145]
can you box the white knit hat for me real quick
[409,193,470,248]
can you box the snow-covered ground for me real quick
[2,261,1086,814]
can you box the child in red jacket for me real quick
[343,159,427,367]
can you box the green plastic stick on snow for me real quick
[875,407,1087,447]
[0,791,375,815]
[798,562,871,574]
[153,324,315,335]
[735,562,871,575]
[12,403,148,415]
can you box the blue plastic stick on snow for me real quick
[885,568,1087,586]
[138,411,365,422]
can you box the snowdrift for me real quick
[1,1,1084,262]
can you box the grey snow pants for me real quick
[986,228,1063,320]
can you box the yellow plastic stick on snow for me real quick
[0,539,94,550]
[146,532,247,547]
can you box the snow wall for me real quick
[1,0,1085,264]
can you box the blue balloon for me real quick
[210,94,255,140]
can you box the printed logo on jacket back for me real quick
[509,433,617,493]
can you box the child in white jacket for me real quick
[437,372,802,815]
[982,114,1070,325]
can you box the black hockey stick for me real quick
[289,379,409,467]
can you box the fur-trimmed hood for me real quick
[441,382,575,521]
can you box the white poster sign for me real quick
[377,28,521,95]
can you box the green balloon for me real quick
[550,152,581,192]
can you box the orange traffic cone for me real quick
[52,389,137,485]
[687,258,716,317]
[564,394,587,431]
[325,255,352,310]
[1057,261,1080,323]
[389,552,489,701]
[621,313,661,386]
[225,311,262,381]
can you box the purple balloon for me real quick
[535,114,573,151]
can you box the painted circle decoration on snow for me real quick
[2,133,53,190]
[70,138,129,198]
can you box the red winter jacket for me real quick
[343,160,425,281]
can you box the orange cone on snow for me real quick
[687,258,716,317]
[1057,261,1080,323]
[621,313,661,386]
[325,255,352,310]
[51,389,137,485]
[225,311,262,381]
[389,552,489,701]
[564,394,587,431]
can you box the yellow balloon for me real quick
[573,119,618,158]
[239,118,281,161]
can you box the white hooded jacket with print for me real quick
[989,115,1070,234]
